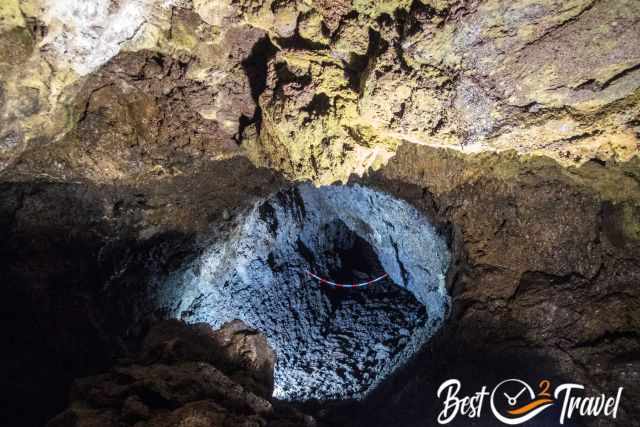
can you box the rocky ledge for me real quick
[0,0,638,426]
[48,319,314,427]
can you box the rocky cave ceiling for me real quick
[2,0,639,182]
[0,0,639,426]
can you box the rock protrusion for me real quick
[48,320,312,427]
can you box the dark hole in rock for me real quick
[323,219,383,283]
[158,184,451,401]
[303,93,332,117]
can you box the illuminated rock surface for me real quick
[0,1,639,426]
[159,184,450,400]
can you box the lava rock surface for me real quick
[0,1,639,426]
[48,319,315,427]
[158,184,450,401]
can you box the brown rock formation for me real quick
[48,320,314,427]
[350,146,640,427]
[0,0,638,426]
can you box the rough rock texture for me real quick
[244,49,397,184]
[0,1,639,426]
[4,145,639,426]
[346,147,640,427]
[392,0,640,162]
[0,158,284,426]
[244,0,640,180]
[3,0,637,182]
[48,46,258,181]
[156,184,449,401]
[48,319,315,427]
[0,0,266,181]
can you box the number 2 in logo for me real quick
[538,380,551,397]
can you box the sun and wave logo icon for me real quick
[490,379,555,425]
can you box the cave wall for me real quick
[350,148,640,426]
[0,0,638,426]
[154,184,450,401]
[0,158,285,426]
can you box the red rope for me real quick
[304,270,388,288]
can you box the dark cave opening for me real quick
[322,218,385,284]
[302,92,332,118]
[159,184,451,401]
[313,218,408,312]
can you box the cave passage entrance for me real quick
[304,218,389,288]
[164,184,451,401]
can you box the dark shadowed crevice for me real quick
[343,27,383,92]
[240,36,279,140]
[242,36,278,103]
[407,0,440,35]
[302,93,332,125]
